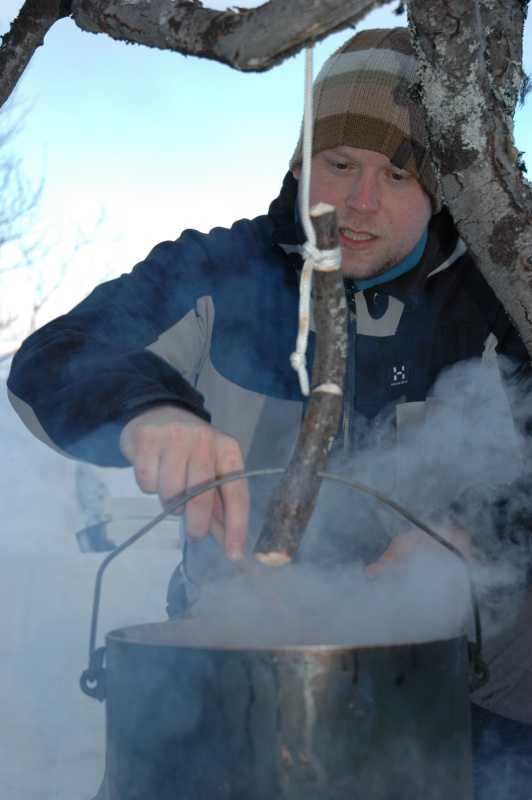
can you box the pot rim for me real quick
[106,616,469,652]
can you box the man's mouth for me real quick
[340,229,376,242]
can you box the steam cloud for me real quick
[3,353,532,798]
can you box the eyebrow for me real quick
[325,149,357,163]
[328,149,352,158]
[324,149,410,174]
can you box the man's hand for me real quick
[366,525,472,579]
[119,405,249,560]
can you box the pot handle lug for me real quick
[468,641,489,691]
[80,646,107,701]
[79,470,285,701]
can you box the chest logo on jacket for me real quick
[388,363,411,387]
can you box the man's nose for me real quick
[345,173,380,212]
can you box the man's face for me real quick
[293,147,433,280]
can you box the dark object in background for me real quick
[75,463,116,551]
[76,521,116,553]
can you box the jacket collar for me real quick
[381,207,463,307]
[268,171,465,307]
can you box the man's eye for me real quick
[334,162,349,171]
[390,172,406,182]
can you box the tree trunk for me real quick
[408,0,532,358]
[0,0,72,109]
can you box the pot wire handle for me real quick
[317,471,490,691]
[79,469,285,700]
[80,467,489,700]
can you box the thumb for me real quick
[366,530,424,579]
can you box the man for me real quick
[7,27,532,795]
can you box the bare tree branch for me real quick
[1,0,531,369]
[0,0,394,111]
[71,0,381,71]
[0,0,73,110]
[408,0,532,357]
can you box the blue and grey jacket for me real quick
[7,172,532,603]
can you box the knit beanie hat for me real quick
[289,27,442,212]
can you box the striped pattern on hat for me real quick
[289,28,441,211]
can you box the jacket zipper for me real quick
[342,310,357,465]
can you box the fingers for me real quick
[173,424,217,537]
[366,535,423,578]
[366,525,471,579]
[121,417,165,495]
[119,405,249,559]
[219,474,249,561]
[184,437,249,560]
[366,530,425,579]
[216,437,248,560]
[161,423,248,559]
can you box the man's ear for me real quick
[292,164,301,181]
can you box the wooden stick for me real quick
[209,516,303,633]
[254,202,347,567]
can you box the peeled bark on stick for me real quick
[254,202,347,567]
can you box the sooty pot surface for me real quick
[102,618,473,800]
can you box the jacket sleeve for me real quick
[7,231,218,467]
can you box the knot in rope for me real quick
[301,241,321,264]
[290,240,342,397]
[302,241,342,271]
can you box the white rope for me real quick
[303,242,342,271]
[290,47,342,396]
[298,47,316,248]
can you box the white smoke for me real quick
[0,366,180,799]
[3,352,532,799]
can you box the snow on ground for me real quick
[0,364,182,800]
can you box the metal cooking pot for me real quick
[99,618,473,800]
[81,471,487,800]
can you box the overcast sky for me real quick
[0,1,531,346]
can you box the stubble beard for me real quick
[337,217,400,281]
[340,246,402,281]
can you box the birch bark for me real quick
[408,0,532,357]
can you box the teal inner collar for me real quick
[354,228,428,291]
